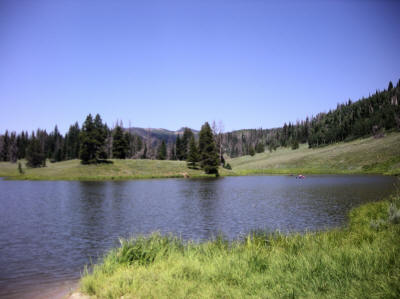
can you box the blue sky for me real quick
[0,0,399,134]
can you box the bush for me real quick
[291,140,299,150]
[224,163,232,170]
[18,162,24,174]
[249,146,255,156]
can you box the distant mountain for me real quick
[126,127,199,145]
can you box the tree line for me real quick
[220,79,400,156]
[0,114,144,167]
[1,79,398,171]
[0,114,220,175]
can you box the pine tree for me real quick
[79,114,96,164]
[156,140,167,160]
[175,135,183,160]
[187,136,199,169]
[388,81,393,91]
[65,122,80,160]
[50,125,63,162]
[105,124,113,158]
[198,122,219,176]
[112,126,128,159]
[1,130,10,161]
[17,131,28,159]
[79,114,107,164]
[26,135,46,168]
[93,114,107,160]
[181,128,194,160]
[124,132,132,158]
[9,132,18,163]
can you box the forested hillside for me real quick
[0,80,399,165]
[220,80,400,157]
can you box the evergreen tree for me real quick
[112,126,128,159]
[124,132,132,158]
[156,140,167,160]
[79,114,96,164]
[17,131,28,159]
[187,136,199,169]
[181,128,194,160]
[198,122,219,175]
[0,130,10,161]
[388,81,393,91]
[50,125,63,162]
[65,122,80,160]
[26,135,46,167]
[9,132,18,163]
[105,124,113,158]
[79,114,107,164]
[176,135,183,160]
[93,114,107,159]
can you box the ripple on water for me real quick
[0,175,397,298]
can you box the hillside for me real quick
[127,127,199,143]
[228,132,400,175]
[0,132,399,180]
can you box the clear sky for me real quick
[0,0,399,134]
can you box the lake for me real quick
[0,175,397,298]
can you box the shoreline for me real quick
[76,194,400,298]
[1,132,399,180]
[3,178,398,298]
[0,168,398,181]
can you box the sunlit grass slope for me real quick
[80,194,400,298]
[0,159,233,180]
[228,132,400,175]
[0,132,399,180]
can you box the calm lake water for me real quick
[0,175,397,298]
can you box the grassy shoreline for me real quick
[78,193,400,298]
[0,159,235,181]
[0,132,399,180]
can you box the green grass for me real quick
[0,132,399,180]
[0,159,234,180]
[79,193,400,298]
[228,132,400,175]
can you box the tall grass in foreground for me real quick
[81,195,400,298]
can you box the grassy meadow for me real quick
[0,132,399,180]
[228,132,400,176]
[79,193,400,298]
[0,159,234,180]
